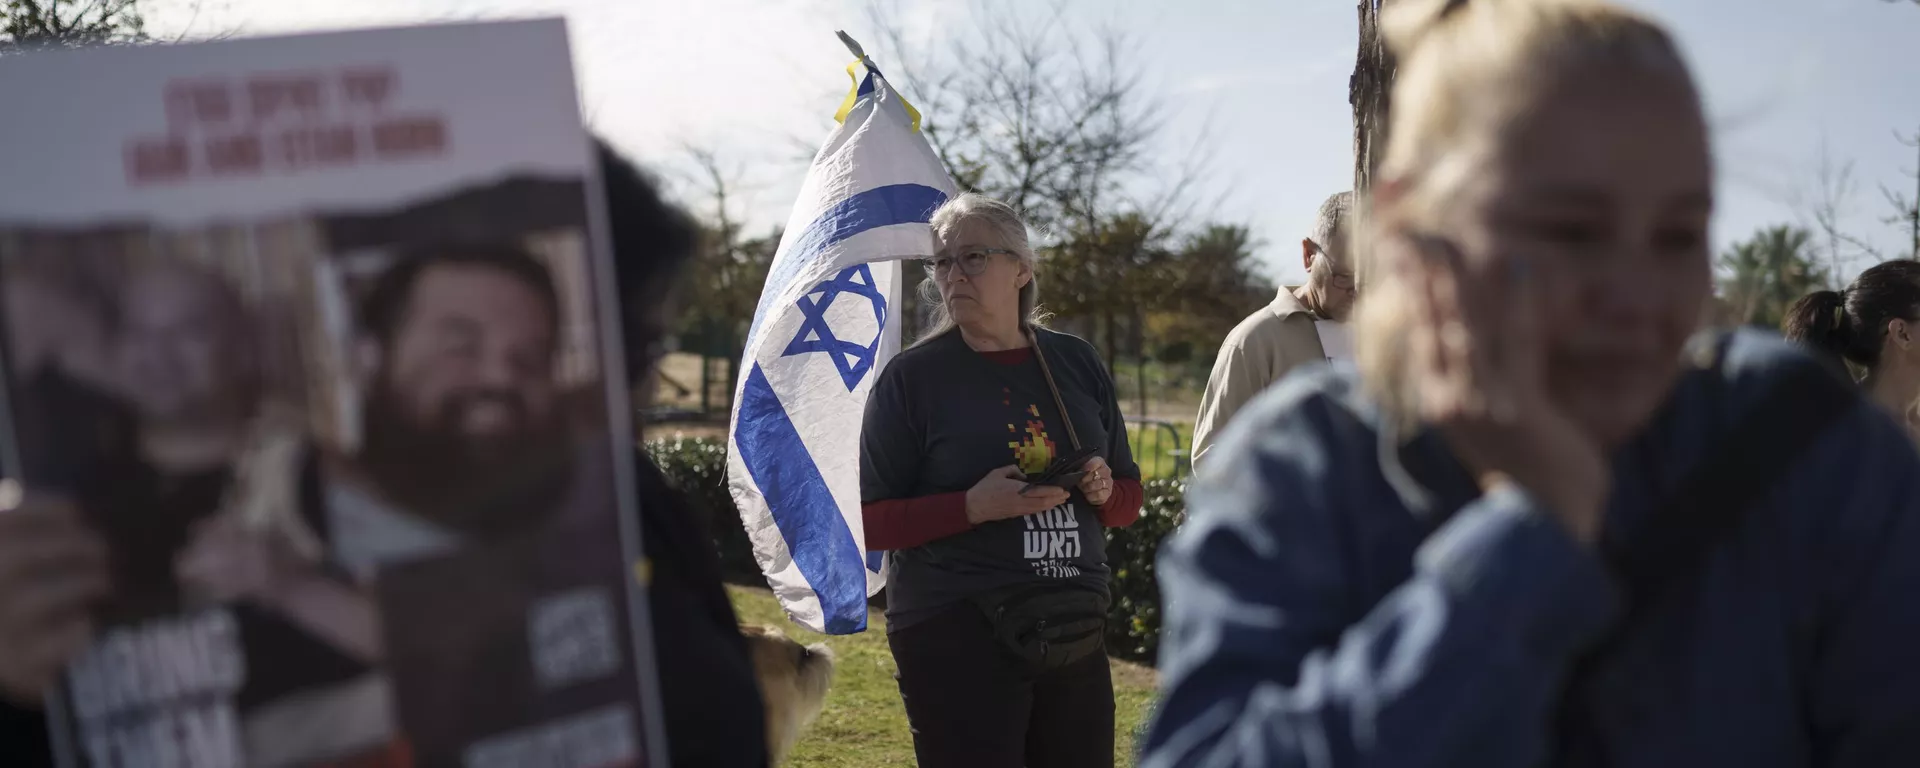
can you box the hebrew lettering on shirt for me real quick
[1022,503,1083,576]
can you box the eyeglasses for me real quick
[1309,241,1356,291]
[924,247,1014,279]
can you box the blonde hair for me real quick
[1354,0,1700,423]
[914,192,1047,345]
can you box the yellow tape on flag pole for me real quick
[832,58,924,133]
[832,59,862,125]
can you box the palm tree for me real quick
[1719,225,1829,329]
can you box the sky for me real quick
[144,0,1920,285]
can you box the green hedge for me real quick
[645,436,1184,666]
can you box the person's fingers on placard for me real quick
[0,524,106,590]
[0,497,104,707]
[1,615,91,706]
[0,489,91,552]
[5,560,108,632]
[0,492,108,625]
[35,612,94,675]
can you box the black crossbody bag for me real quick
[969,328,1112,672]
[1552,334,1856,761]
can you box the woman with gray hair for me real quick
[860,192,1143,767]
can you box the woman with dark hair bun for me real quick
[1783,260,1920,437]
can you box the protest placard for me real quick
[0,20,665,768]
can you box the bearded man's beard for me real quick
[358,374,575,538]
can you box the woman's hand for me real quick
[175,513,312,606]
[966,465,1071,525]
[1079,456,1114,506]
[0,484,109,707]
[176,513,383,661]
[1394,231,1608,544]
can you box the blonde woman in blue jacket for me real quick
[1143,0,1920,766]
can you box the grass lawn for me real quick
[728,586,1160,767]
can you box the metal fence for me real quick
[1125,417,1190,481]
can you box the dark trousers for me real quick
[888,603,1114,768]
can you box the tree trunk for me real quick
[1350,0,1397,280]
[1908,129,1919,259]
[724,327,740,416]
[1135,309,1148,421]
[1102,309,1117,370]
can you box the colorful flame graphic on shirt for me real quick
[1008,402,1058,476]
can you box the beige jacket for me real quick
[1190,288,1328,476]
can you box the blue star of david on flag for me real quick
[782,263,888,391]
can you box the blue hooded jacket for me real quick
[1142,331,1920,767]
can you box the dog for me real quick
[740,624,836,766]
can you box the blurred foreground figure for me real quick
[1143,0,1920,766]
[0,140,770,768]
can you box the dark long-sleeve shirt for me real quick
[860,330,1143,632]
[1142,331,1920,767]
[862,479,1144,551]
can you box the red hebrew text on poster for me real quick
[128,67,448,185]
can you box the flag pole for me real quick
[835,30,875,70]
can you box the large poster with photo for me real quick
[0,20,666,768]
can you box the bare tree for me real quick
[1,0,145,50]
[676,147,778,413]
[1350,0,1396,280]
[1884,127,1920,259]
[863,0,1209,365]
[1351,0,1394,198]
[865,0,1174,237]
[1803,142,1886,283]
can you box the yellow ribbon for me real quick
[833,58,923,133]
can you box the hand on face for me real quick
[1390,232,1607,543]
[0,486,109,706]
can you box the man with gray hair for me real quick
[1189,191,1356,475]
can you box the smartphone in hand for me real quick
[1019,446,1098,495]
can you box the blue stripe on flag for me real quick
[736,364,868,634]
[746,183,949,346]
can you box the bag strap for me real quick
[1555,332,1855,759]
[1026,326,1083,451]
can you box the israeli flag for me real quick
[727,40,956,634]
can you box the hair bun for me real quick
[1381,0,1473,58]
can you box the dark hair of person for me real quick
[594,138,701,386]
[1783,260,1920,372]
[357,242,561,350]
